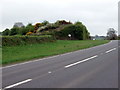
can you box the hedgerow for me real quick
[2,36,56,46]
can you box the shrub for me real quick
[9,27,19,35]
[2,29,10,36]
[42,20,49,26]
[26,32,33,35]
[2,36,56,46]
[34,23,43,33]
[55,22,90,40]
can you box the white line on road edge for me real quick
[105,48,116,53]
[4,79,32,89]
[2,40,112,69]
[2,55,60,69]
[65,55,98,68]
[2,51,82,69]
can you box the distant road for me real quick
[2,40,119,88]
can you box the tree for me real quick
[0,32,2,35]
[75,21,83,25]
[55,22,90,40]
[26,23,34,32]
[9,27,19,35]
[18,27,28,35]
[42,20,49,26]
[55,20,72,25]
[2,28,10,36]
[13,22,24,28]
[107,28,117,40]
[118,35,120,40]
[75,21,90,40]
[17,23,34,35]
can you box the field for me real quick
[2,40,109,65]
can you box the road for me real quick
[2,40,119,89]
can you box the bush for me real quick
[55,22,90,40]
[26,32,33,35]
[2,29,10,36]
[42,20,49,26]
[118,36,120,40]
[39,24,59,32]
[19,27,28,35]
[2,36,56,46]
[9,28,19,35]
[2,24,35,36]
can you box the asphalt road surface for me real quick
[2,40,119,89]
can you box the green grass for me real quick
[2,40,109,65]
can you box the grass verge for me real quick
[2,40,109,65]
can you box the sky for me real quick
[1,0,119,36]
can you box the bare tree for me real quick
[107,28,117,40]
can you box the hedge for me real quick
[2,36,56,46]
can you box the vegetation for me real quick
[2,23,35,36]
[2,20,90,40]
[2,35,55,46]
[55,22,90,40]
[106,28,117,40]
[118,35,120,40]
[2,40,109,65]
[2,29,10,36]
[42,20,49,26]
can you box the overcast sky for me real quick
[1,0,119,36]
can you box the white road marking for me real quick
[48,71,52,74]
[2,51,78,69]
[2,55,60,69]
[105,48,116,53]
[4,79,32,89]
[65,55,98,68]
[2,41,111,69]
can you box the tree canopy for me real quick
[2,20,90,40]
[55,21,90,40]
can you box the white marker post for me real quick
[68,34,71,40]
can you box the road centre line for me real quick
[65,55,98,68]
[105,48,116,53]
[4,79,32,89]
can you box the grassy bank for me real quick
[2,40,109,65]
